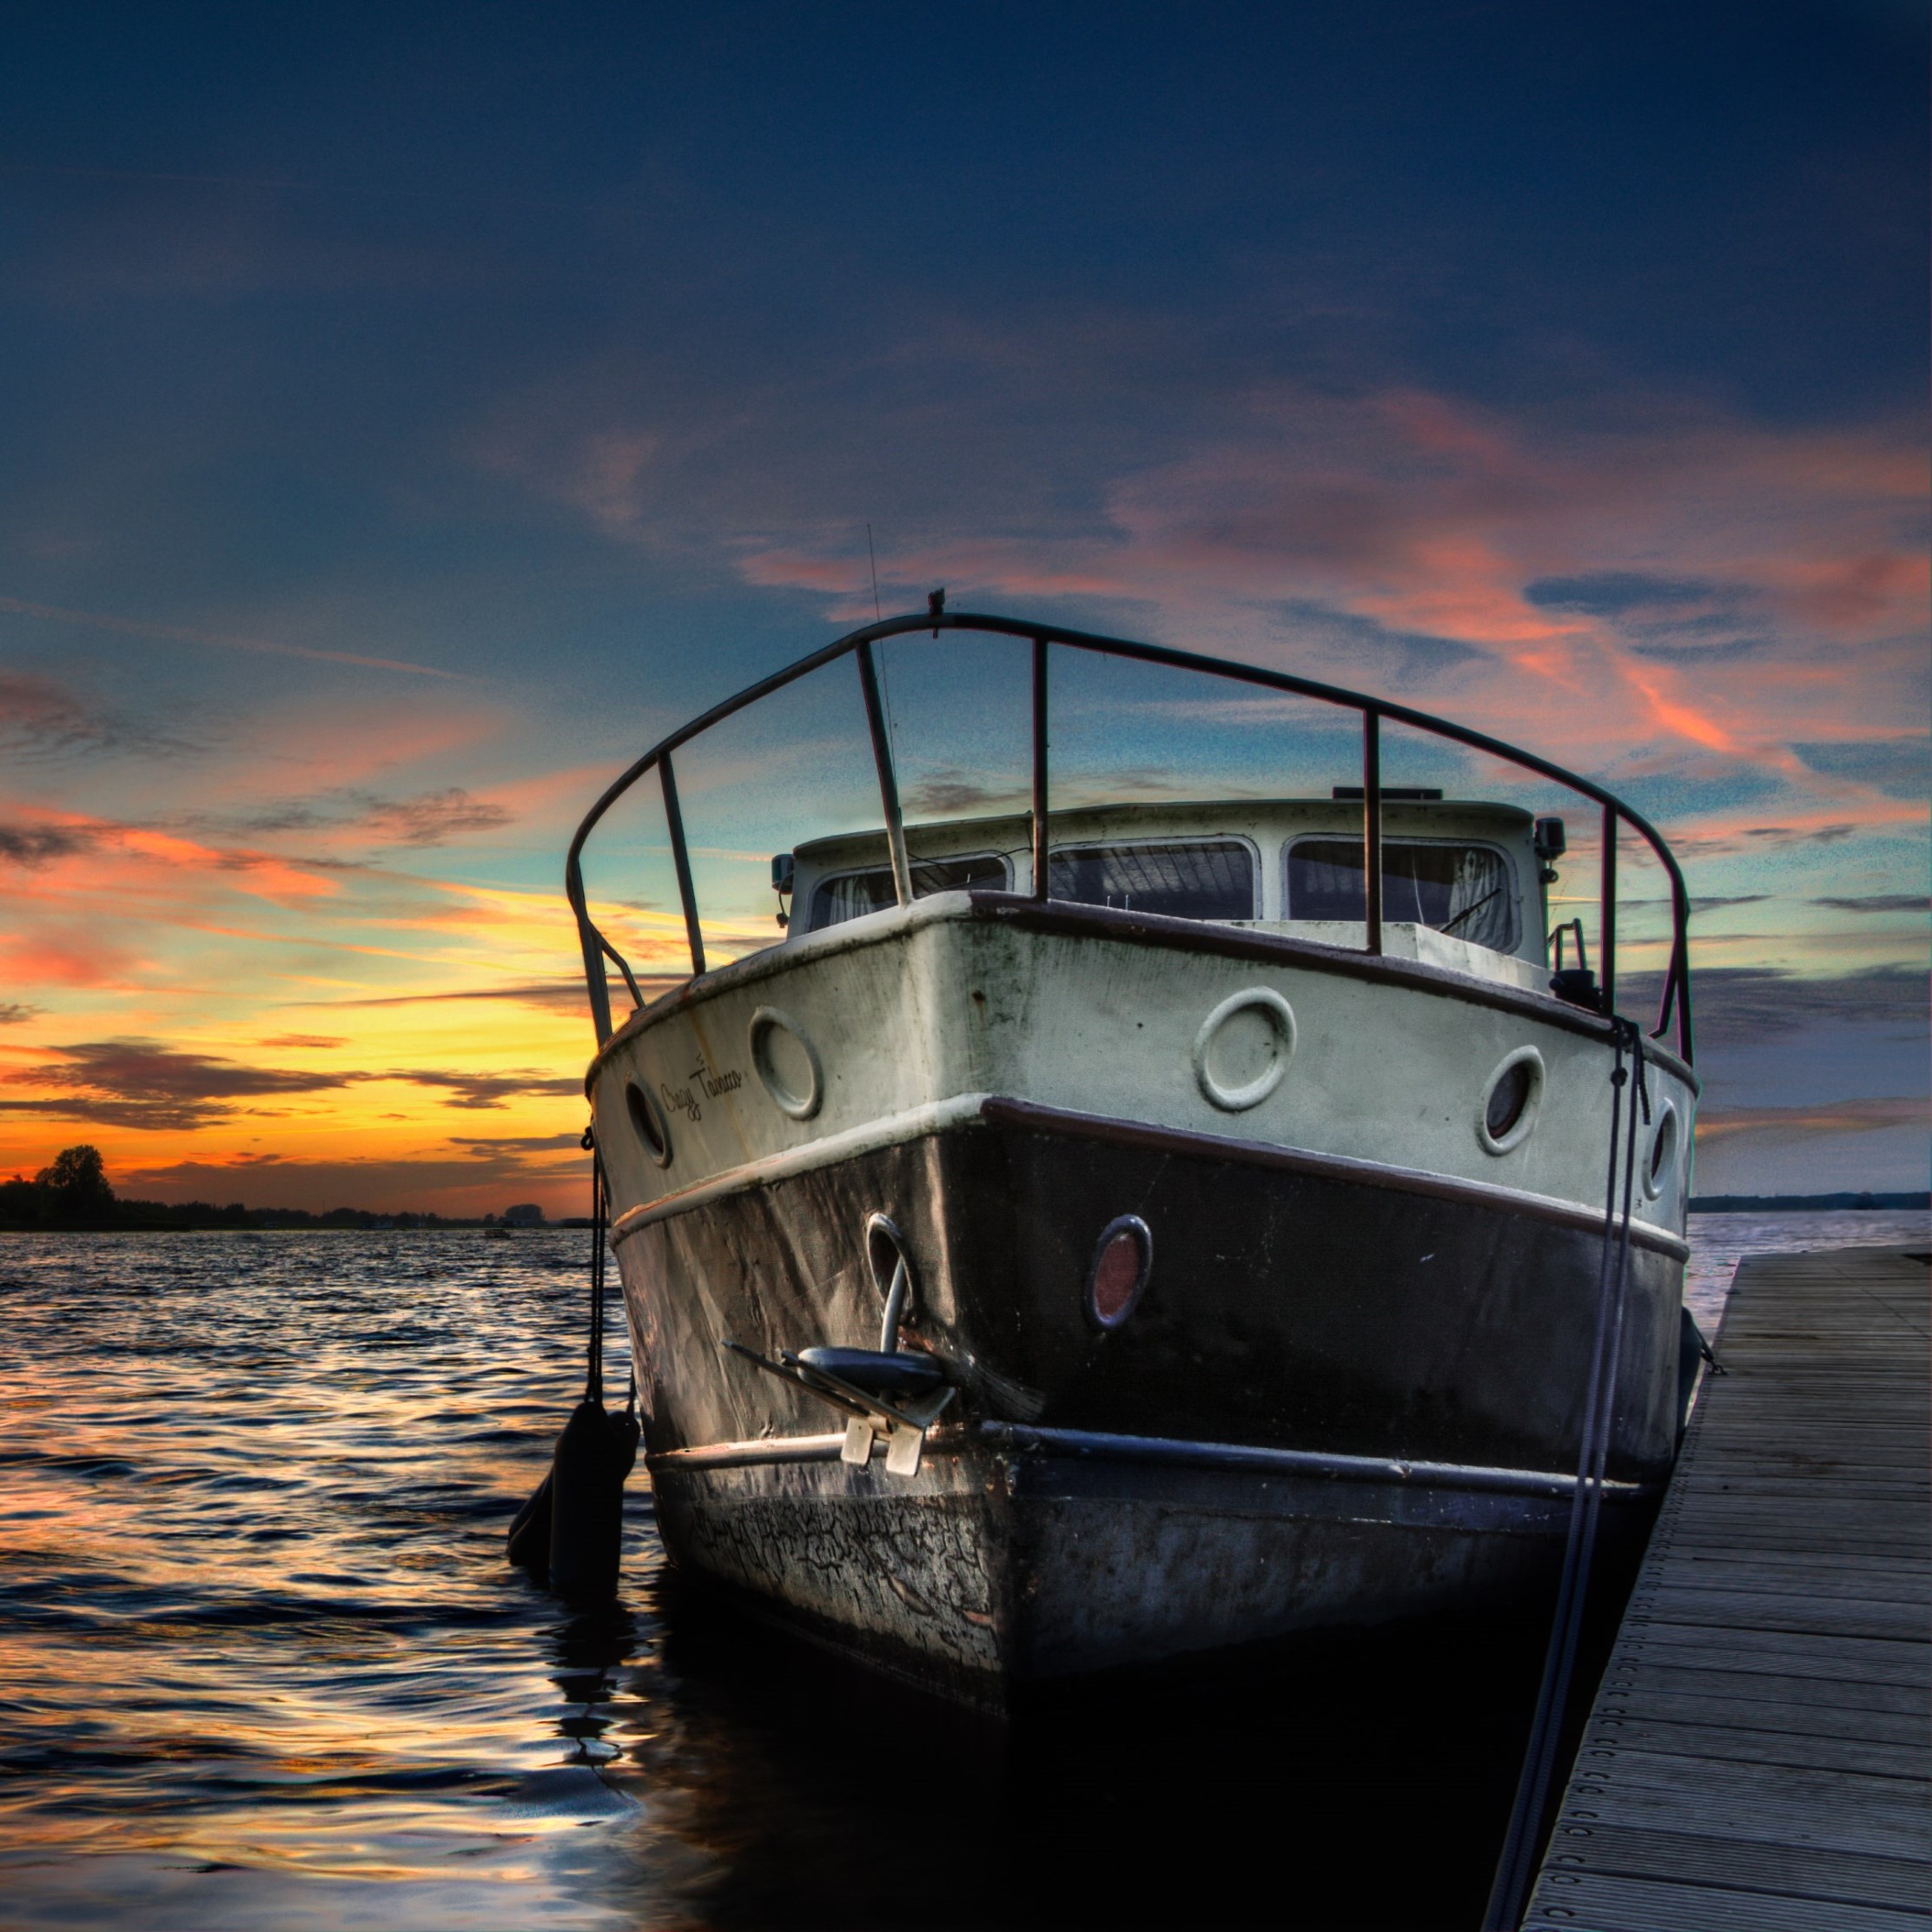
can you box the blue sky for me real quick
[0,0,1924,1208]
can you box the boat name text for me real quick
[659,1059,745,1122]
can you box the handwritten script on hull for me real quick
[660,1059,744,1123]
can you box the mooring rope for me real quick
[1483,1016,1649,1931]
[586,1148,606,1404]
[577,1127,636,1418]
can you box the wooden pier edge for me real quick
[1523,1243,1931,1932]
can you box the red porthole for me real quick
[1086,1216,1153,1331]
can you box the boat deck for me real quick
[1524,1243,1931,1931]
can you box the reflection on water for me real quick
[0,1232,645,1929]
[618,1581,1559,1931]
[0,1215,1922,1929]
[1681,1208,1929,1336]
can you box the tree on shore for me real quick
[36,1145,115,1222]
[0,1144,118,1227]
[0,1143,493,1230]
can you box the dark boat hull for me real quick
[649,1427,1658,1702]
[617,1102,1680,1697]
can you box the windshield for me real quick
[1286,839,1517,951]
[809,852,1009,930]
[1048,839,1256,922]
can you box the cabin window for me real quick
[1048,839,1257,922]
[1286,839,1518,950]
[808,852,1009,930]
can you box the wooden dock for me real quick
[1524,1244,1930,1932]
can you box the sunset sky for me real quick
[1,1,1924,1214]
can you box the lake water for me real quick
[0,1211,1923,1930]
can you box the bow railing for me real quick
[565,610,1694,1062]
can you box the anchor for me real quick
[724,1213,953,1475]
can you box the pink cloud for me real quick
[0,926,142,988]
[720,385,1923,808]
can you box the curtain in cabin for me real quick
[1285,839,1516,950]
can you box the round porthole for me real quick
[749,1005,823,1121]
[1193,989,1296,1113]
[1085,1215,1153,1331]
[625,1081,672,1168]
[1644,1102,1678,1201]
[1476,1047,1545,1155]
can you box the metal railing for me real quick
[565,609,1694,1062]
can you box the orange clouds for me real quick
[0,926,142,988]
[6,372,1923,1211]
[1619,668,1737,756]
[1695,1096,1927,1143]
[1350,537,1585,651]
[731,383,1925,805]
[0,716,772,1208]
[0,681,617,1208]
[0,811,345,924]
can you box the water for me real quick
[1681,1209,1929,1337]
[0,1214,1922,1930]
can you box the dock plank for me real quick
[1609,1624,1929,1685]
[1600,1661,1925,1719]
[1650,1570,1932,1609]
[1579,1714,1925,1778]
[1592,1687,1927,1746]
[1525,1246,1932,1931]
[1530,1869,1928,1932]
[1623,1590,1928,1641]
[1557,1750,1926,1859]
[1541,1823,1931,1914]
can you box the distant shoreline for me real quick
[0,1200,1924,1234]
[1689,1192,1928,1214]
[0,1214,597,1234]
[1,1145,608,1235]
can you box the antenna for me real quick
[865,525,901,761]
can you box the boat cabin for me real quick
[775,792,1562,994]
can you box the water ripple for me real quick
[1,1216,1920,1929]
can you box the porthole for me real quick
[1085,1215,1153,1332]
[625,1081,672,1168]
[1476,1047,1545,1156]
[1644,1102,1678,1201]
[1487,1062,1534,1140]
[1193,989,1296,1112]
[749,1005,824,1121]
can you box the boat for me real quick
[563,606,1698,1703]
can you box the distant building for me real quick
[502,1202,546,1226]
